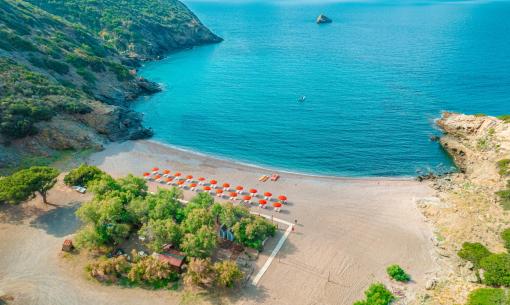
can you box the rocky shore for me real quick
[416,112,510,304]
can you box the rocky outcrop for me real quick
[437,112,510,187]
[414,113,510,304]
[316,14,332,24]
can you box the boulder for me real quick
[316,14,332,24]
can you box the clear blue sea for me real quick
[134,0,510,177]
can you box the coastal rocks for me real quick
[316,14,332,24]
[437,112,510,186]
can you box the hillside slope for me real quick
[0,0,220,171]
[25,0,222,60]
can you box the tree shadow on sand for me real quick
[29,202,81,237]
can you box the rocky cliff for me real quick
[416,112,510,304]
[0,0,221,171]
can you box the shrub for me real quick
[458,242,492,268]
[386,264,410,282]
[127,255,178,288]
[87,255,131,283]
[502,229,510,252]
[353,283,395,305]
[480,254,510,287]
[498,159,510,176]
[77,67,96,84]
[184,258,216,289]
[58,101,93,114]
[214,260,244,288]
[466,288,509,305]
[64,164,104,187]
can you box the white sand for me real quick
[0,140,439,305]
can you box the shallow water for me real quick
[135,0,510,176]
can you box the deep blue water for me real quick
[135,0,510,177]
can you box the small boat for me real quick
[298,96,306,102]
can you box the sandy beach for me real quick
[0,140,440,305]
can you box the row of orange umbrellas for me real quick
[145,168,288,205]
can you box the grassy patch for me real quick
[497,159,510,176]
[498,115,510,123]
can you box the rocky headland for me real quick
[0,0,221,172]
[416,112,510,304]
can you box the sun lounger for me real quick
[271,173,280,181]
[258,175,269,182]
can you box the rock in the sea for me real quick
[316,14,332,24]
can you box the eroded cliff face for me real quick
[415,113,510,305]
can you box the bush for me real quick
[127,255,178,288]
[64,164,104,187]
[77,67,96,84]
[58,101,93,114]
[502,229,510,252]
[214,260,244,288]
[87,255,131,283]
[386,264,410,282]
[353,283,395,305]
[480,254,510,287]
[458,242,492,268]
[466,288,509,305]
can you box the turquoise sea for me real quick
[135,0,510,177]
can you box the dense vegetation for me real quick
[386,264,410,282]
[25,0,221,59]
[498,159,510,177]
[458,242,492,269]
[353,283,394,305]
[0,58,93,139]
[73,165,274,289]
[0,166,59,204]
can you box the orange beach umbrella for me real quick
[152,167,159,172]
[210,179,217,185]
[165,177,173,183]
[236,185,244,193]
[230,192,238,198]
[273,202,282,208]
[242,195,252,202]
[163,169,170,175]
[203,186,212,191]
[216,189,223,196]
[264,192,272,200]
[143,172,150,177]
[174,172,182,177]
[278,195,287,201]
[259,199,267,205]
[186,175,193,180]
[198,177,205,185]
[249,189,257,196]
[154,175,162,180]
[190,183,197,188]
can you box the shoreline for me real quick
[122,139,418,182]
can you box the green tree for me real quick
[480,253,510,287]
[139,219,182,252]
[145,188,183,223]
[0,166,59,204]
[64,164,104,187]
[214,260,244,288]
[181,208,214,233]
[232,216,276,250]
[181,226,217,258]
